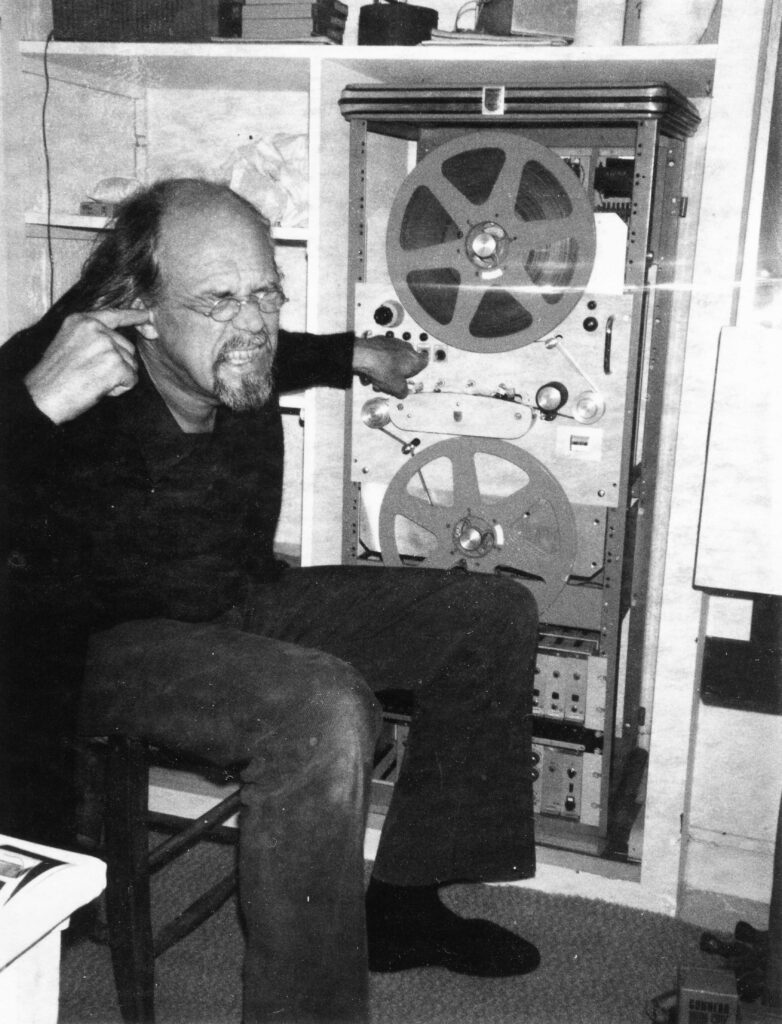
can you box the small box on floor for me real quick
[677,967,738,1024]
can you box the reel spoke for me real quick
[428,173,483,223]
[488,156,530,224]
[402,239,463,274]
[393,488,451,539]
[450,443,483,508]
[450,278,494,337]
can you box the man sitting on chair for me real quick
[0,177,539,1023]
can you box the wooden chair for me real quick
[87,697,410,1023]
[98,735,242,1024]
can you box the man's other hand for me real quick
[352,334,427,399]
[24,309,150,424]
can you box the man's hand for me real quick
[352,334,428,399]
[24,308,150,425]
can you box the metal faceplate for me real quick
[352,281,634,510]
[351,290,633,613]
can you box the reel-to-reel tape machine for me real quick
[339,84,700,855]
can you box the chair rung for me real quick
[153,871,236,958]
[147,811,239,844]
[147,790,243,873]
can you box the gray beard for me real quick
[213,337,276,411]
[213,366,275,411]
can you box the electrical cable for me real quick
[42,30,55,307]
[453,0,479,31]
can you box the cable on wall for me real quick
[42,30,55,307]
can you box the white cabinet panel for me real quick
[696,325,782,595]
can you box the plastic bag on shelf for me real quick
[221,134,308,229]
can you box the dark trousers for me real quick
[82,566,538,1024]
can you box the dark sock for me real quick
[365,877,540,977]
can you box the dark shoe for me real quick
[366,880,540,977]
[368,914,541,976]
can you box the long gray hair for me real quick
[67,178,272,314]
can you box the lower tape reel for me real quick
[378,436,578,613]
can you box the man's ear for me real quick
[131,297,159,341]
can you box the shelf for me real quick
[330,43,716,97]
[26,212,108,233]
[20,40,316,92]
[20,40,717,98]
[25,212,309,244]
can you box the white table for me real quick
[0,834,106,1024]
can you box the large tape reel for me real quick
[386,131,596,352]
[378,438,577,612]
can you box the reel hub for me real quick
[466,221,510,270]
[453,513,496,557]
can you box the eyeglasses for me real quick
[201,287,288,323]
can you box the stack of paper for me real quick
[422,28,572,45]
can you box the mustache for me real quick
[216,330,276,360]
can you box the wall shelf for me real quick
[24,211,308,243]
[20,40,717,97]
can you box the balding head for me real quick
[74,177,275,313]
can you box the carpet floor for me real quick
[58,842,722,1024]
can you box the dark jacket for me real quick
[0,301,354,841]
[0,304,354,630]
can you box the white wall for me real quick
[655,0,782,928]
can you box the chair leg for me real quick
[104,736,156,1024]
